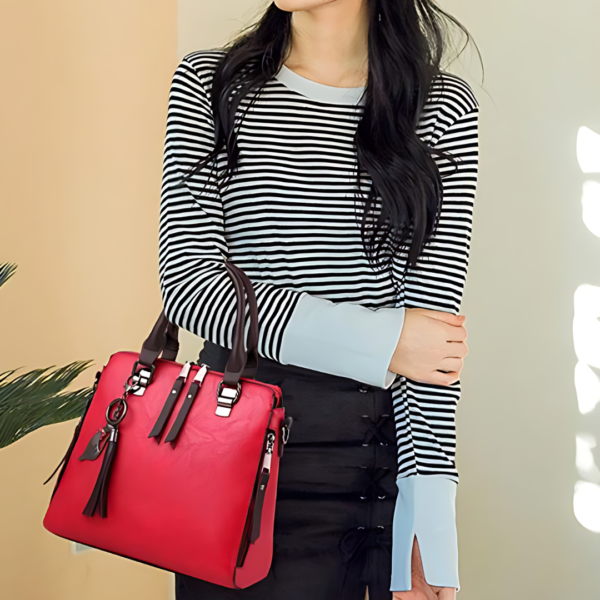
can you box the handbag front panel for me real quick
[43,351,280,588]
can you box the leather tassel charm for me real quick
[82,425,119,518]
[78,424,112,461]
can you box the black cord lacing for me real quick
[361,413,394,446]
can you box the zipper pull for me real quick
[250,431,276,544]
[261,432,276,473]
[148,361,193,442]
[164,363,210,447]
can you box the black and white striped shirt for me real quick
[158,49,479,591]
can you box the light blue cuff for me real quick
[280,293,405,389]
[390,475,460,592]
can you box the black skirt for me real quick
[175,340,399,600]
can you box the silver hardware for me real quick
[124,381,140,395]
[193,363,209,384]
[215,380,242,417]
[261,432,276,473]
[282,423,290,445]
[131,368,152,396]
[129,361,155,396]
[179,361,192,379]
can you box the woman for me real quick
[158,0,480,599]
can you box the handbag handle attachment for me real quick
[215,260,259,416]
[131,261,259,415]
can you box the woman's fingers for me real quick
[434,587,456,600]
[419,308,465,328]
[389,308,469,384]
[410,538,439,600]
[391,538,456,600]
[439,319,468,343]
[437,342,468,361]
[438,357,464,373]
[428,370,460,386]
[392,586,435,600]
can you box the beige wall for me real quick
[0,1,177,599]
[2,0,600,599]
[441,1,600,598]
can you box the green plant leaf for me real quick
[0,262,18,289]
[0,360,95,449]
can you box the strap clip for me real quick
[127,360,156,396]
[215,380,241,417]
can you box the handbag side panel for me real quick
[43,351,277,588]
[234,406,285,589]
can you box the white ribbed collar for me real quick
[274,63,366,106]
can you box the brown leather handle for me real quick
[138,261,259,385]
[222,261,259,385]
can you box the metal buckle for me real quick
[128,361,155,396]
[215,380,241,417]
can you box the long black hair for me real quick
[180,1,482,283]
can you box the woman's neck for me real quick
[283,0,369,89]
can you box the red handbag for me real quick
[42,261,291,589]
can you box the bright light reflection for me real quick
[576,434,600,483]
[574,124,600,533]
[573,284,600,369]
[577,126,600,173]
[582,180,600,238]
[574,481,600,533]
[575,361,600,414]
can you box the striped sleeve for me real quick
[158,59,299,361]
[158,58,406,383]
[390,77,480,593]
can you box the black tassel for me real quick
[82,427,119,518]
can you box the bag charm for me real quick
[78,424,112,461]
[81,395,127,517]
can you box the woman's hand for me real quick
[388,308,468,386]
[392,537,457,600]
